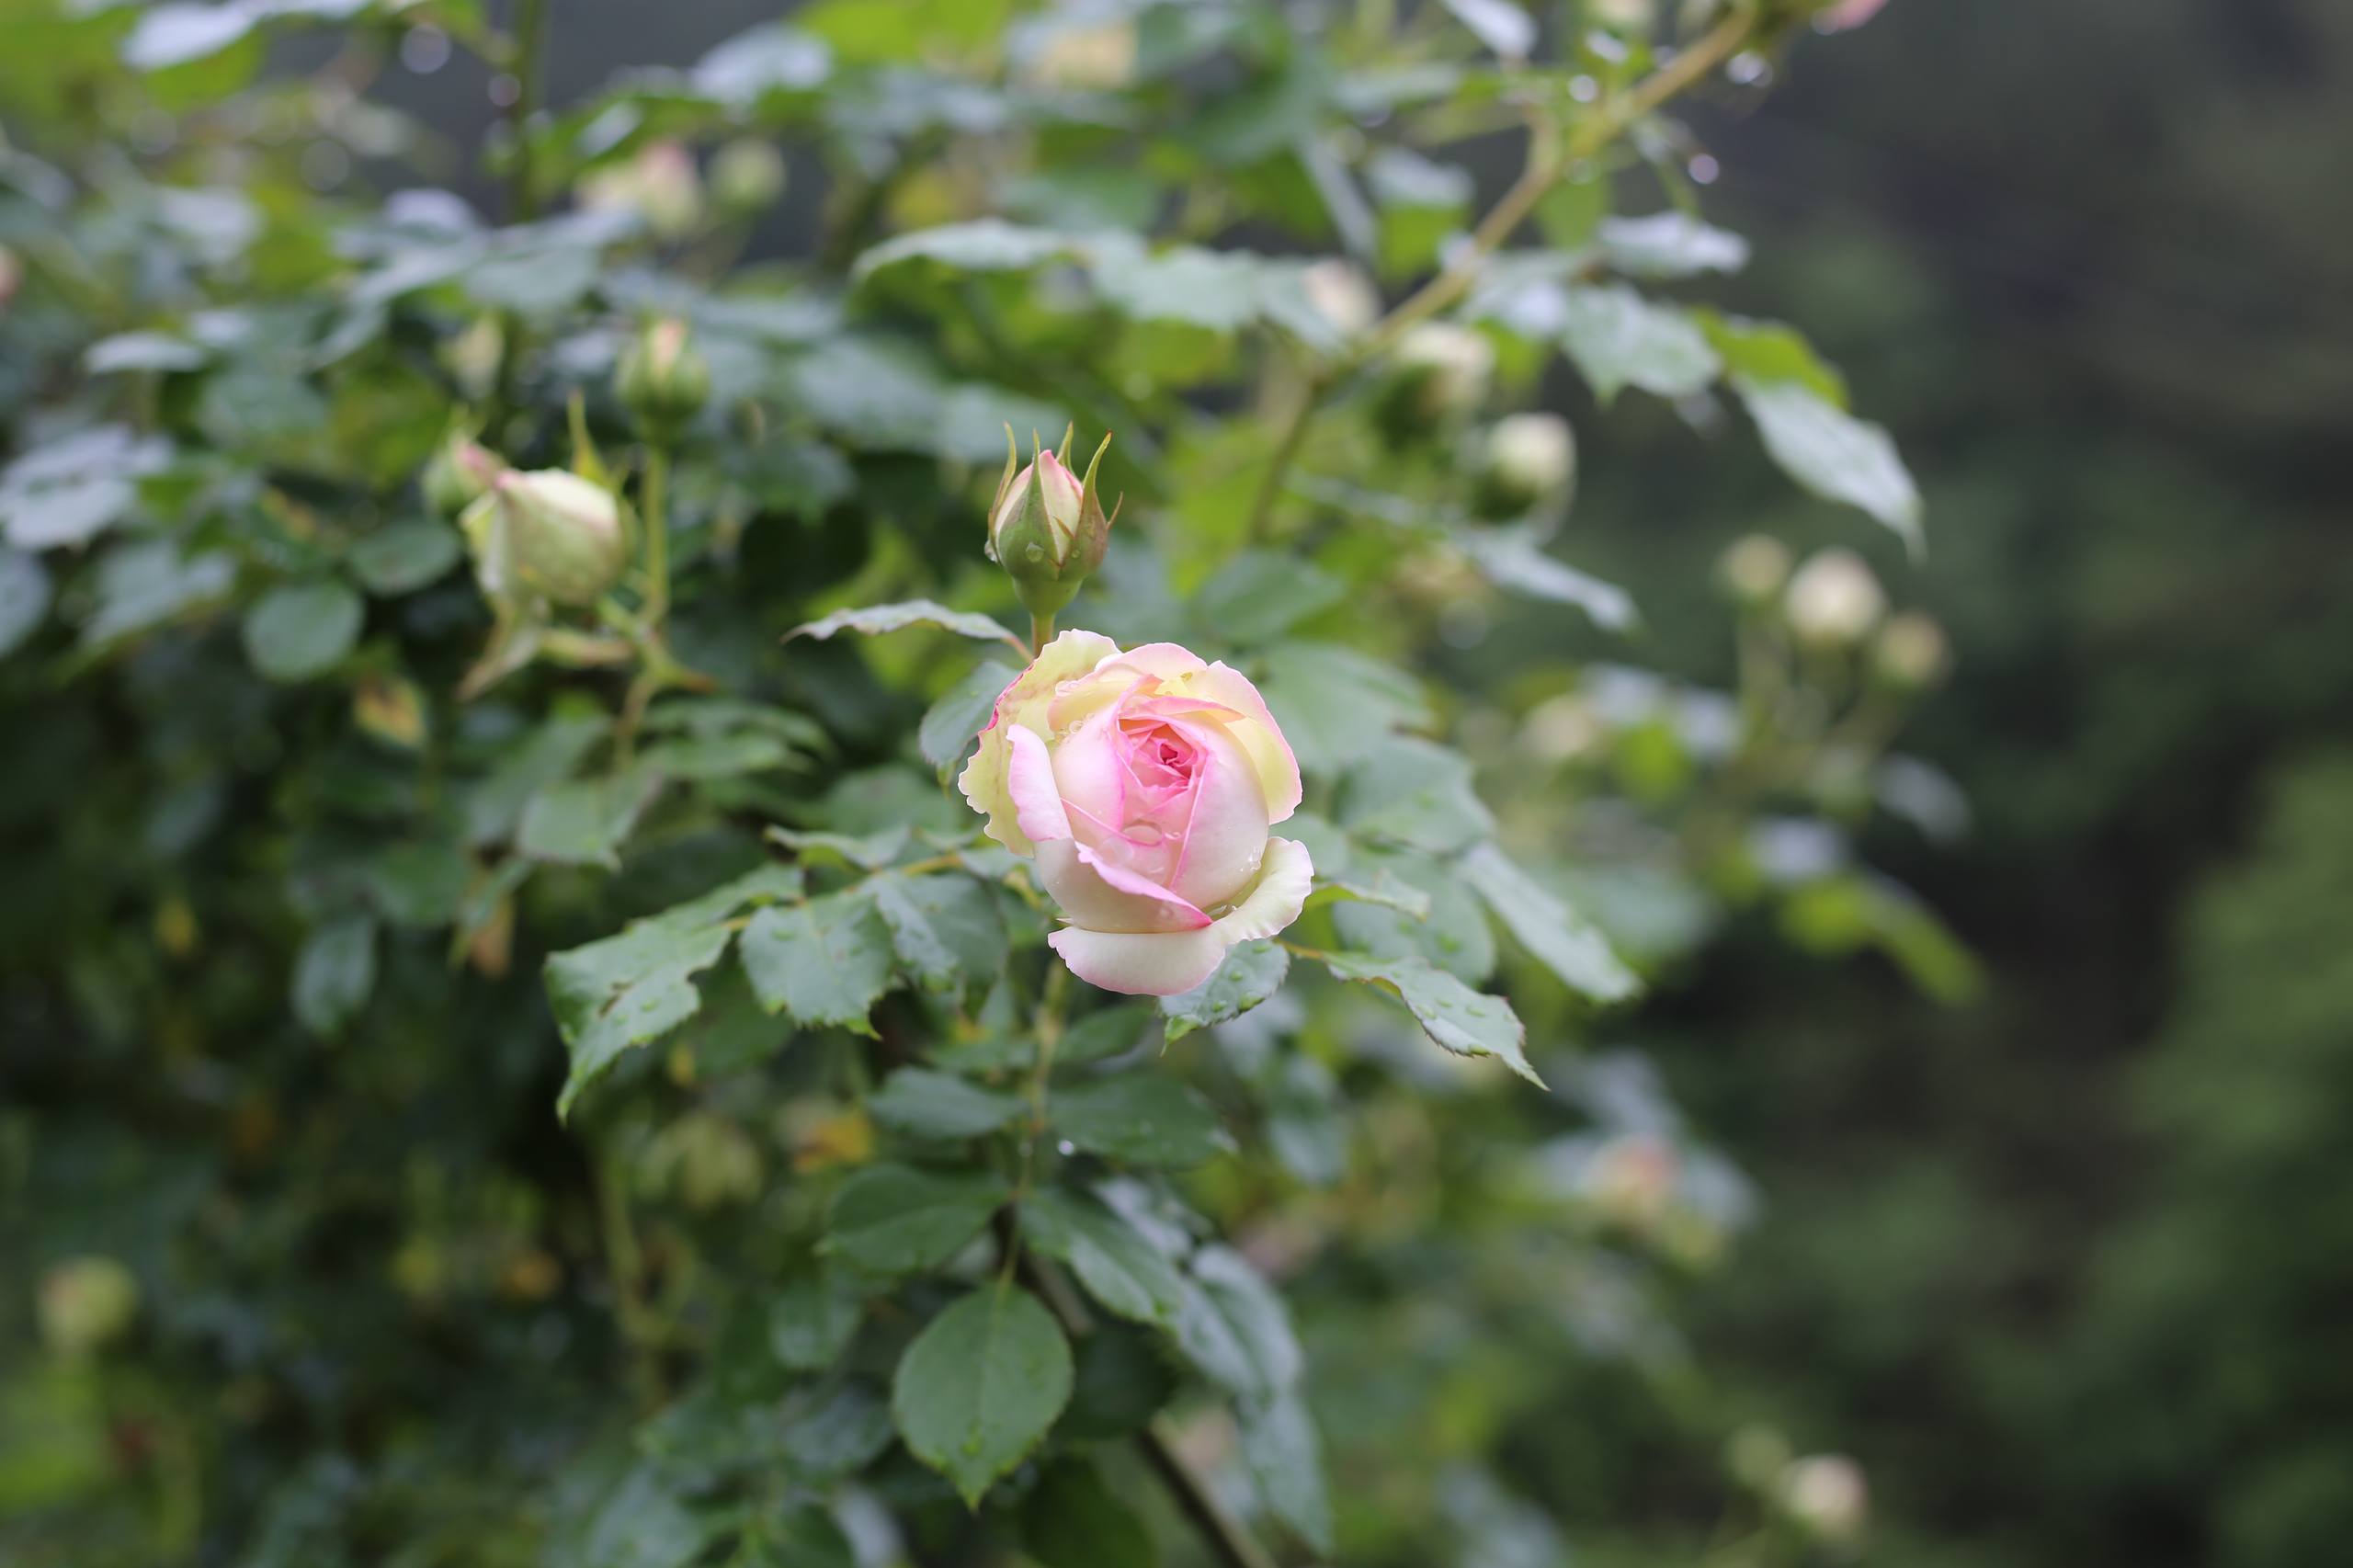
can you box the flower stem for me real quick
[641,444,671,626]
[505,0,550,223]
[1029,610,1054,655]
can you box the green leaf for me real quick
[1239,1390,1334,1554]
[1020,1187,1188,1328]
[1319,951,1542,1086]
[870,873,1006,994]
[638,732,791,782]
[1057,1002,1158,1066]
[122,3,257,72]
[1452,525,1638,632]
[1051,1074,1231,1167]
[464,710,609,846]
[1557,285,1722,403]
[1256,642,1431,775]
[1438,0,1535,57]
[242,581,364,683]
[0,549,52,658]
[85,332,210,374]
[1191,551,1346,644]
[853,219,1081,283]
[769,1268,867,1371]
[1736,378,1924,551]
[347,517,464,596]
[919,659,1017,771]
[1336,735,1495,854]
[788,598,1022,648]
[1161,940,1291,1043]
[891,1285,1073,1507]
[1597,211,1751,278]
[79,542,234,649]
[1694,311,1849,404]
[1170,1244,1301,1399]
[517,770,664,868]
[1330,846,1495,984]
[365,839,471,928]
[1460,842,1642,1004]
[739,892,896,1032]
[1061,1321,1177,1441]
[825,1163,1006,1276]
[870,1067,1024,1139]
[692,22,832,105]
[291,914,376,1036]
[767,824,911,870]
[1022,1459,1159,1568]
[736,1507,856,1568]
[544,866,803,1115]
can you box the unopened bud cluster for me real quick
[1717,535,1949,691]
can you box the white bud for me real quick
[1717,533,1791,605]
[1779,1455,1869,1543]
[39,1256,140,1357]
[1873,609,1949,688]
[1301,258,1380,337]
[1592,0,1656,29]
[1783,548,1886,647]
[1522,693,1601,762]
[581,140,704,239]
[1029,20,1138,89]
[1485,413,1576,499]
[709,137,786,214]
[1395,323,1495,418]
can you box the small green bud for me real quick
[38,1256,140,1358]
[616,317,710,437]
[1374,323,1495,444]
[986,426,1120,621]
[467,468,627,608]
[710,137,787,216]
[1871,609,1949,690]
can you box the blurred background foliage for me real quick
[4,1,2349,1566]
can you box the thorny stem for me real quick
[1242,4,1758,540]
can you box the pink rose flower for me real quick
[958,632,1313,995]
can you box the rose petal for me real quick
[1036,838,1212,932]
[1207,835,1313,944]
[959,630,1117,855]
[1048,837,1314,996]
[1175,663,1302,824]
[1048,926,1228,996]
[1161,716,1270,910]
[1006,724,1072,844]
[1098,642,1208,682]
[1051,703,1130,835]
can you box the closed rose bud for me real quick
[1817,0,1891,31]
[466,468,627,608]
[38,1256,140,1358]
[1301,258,1380,340]
[959,633,1313,995]
[1873,609,1949,689]
[1584,1131,1680,1231]
[580,140,703,239]
[987,429,1119,621]
[1783,548,1886,647]
[709,137,786,216]
[1591,0,1655,31]
[423,432,500,517]
[1378,323,1495,441]
[1477,412,1577,517]
[616,317,710,436]
[1717,533,1791,606]
[1779,1454,1869,1543]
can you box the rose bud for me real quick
[987,427,1120,622]
[709,137,787,217]
[423,430,502,517]
[38,1256,141,1358]
[616,317,710,437]
[1783,547,1886,648]
[1817,0,1891,32]
[959,633,1313,995]
[462,467,628,608]
[1778,1454,1869,1544]
[1301,258,1380,341]
[579,139,704,240]
[1716,532,1792,607]
[1376,322,1495,442]
[1475,412,1577,517]
[1872,609,1949,690]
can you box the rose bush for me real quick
[961,631,1313,994]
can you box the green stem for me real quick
[641,444,671,626]
[1029,610,1055,656]
[506,0,551,223]
[1246,6,1758,529]
[594,1150,667,1409]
